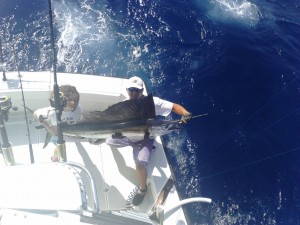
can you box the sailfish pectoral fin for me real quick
[43,131,53,149]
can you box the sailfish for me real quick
[61,94,179,141]
[31,94,180,148]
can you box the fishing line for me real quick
[98,145,110,208]
[199,105,300,171]
[204,104,300,169]
[245,106,300,141]
[202,77,298,162]
[213,105,300,169]
[0,36,7,81]
[12,42,35,163]
[199,146,300,181]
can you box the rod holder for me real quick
[2,143,15,166]
[57,142,66,162]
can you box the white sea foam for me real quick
[218,0,261,26]
[53,0,109,68]
[208,198,277,225]
[194,0,261,26]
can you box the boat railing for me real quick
[151,197,212,225]
[65,161,100,212]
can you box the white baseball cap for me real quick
[126,76,144,90]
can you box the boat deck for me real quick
[0,72,188,224]
[0,114,184,213]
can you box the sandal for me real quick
[132,186,147,206]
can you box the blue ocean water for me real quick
[1,0,300,224]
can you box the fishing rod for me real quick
[48,0,66,161]
[0,36,6,81]
[12,44,35,163]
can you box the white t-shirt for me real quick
[153,96,173,116]
[34,105,83,126]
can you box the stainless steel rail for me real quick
[65,161,100,212]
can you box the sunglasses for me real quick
[127,87,143,92]
[66,97,78,102]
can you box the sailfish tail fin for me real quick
[43,131,53,149]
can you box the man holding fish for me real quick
[106,76,192,206]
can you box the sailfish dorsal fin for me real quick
[84,94,156,123]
